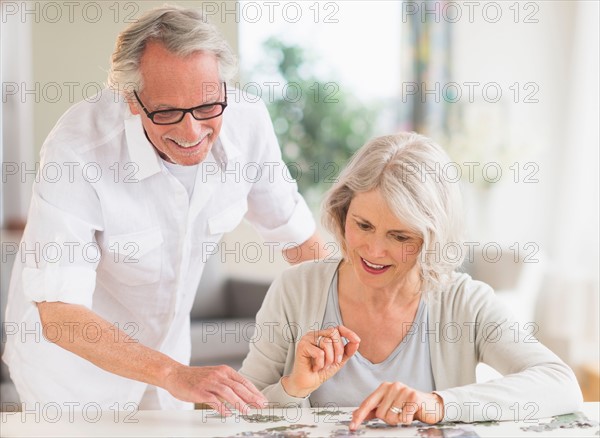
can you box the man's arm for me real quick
[37,301,267,414]
[282,232,331,264]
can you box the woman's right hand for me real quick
[281,325,360,398]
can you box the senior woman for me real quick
[239,132,583,429]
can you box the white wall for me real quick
[1,2,34,225]
[450,0,599,367]
[451,1,574,246]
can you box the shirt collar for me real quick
[123,112,162,180]
[212,123,242,171]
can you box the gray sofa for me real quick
[0,238,270,408]
[188,255,270,369]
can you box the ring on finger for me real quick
[389,405,403,415]
[316,335,324,348]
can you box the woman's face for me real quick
[344,189,423,290]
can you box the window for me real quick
[238,1,403,207]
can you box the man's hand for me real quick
[282,232,330,264]
[350,382,444,430]
[281,325,360,397]
[38,301,267,415]
[163,364,267,415]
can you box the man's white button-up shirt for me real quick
[3,88,315,409]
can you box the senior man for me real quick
[3,5,323,413]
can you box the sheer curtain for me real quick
[397,0,599,376]
[399,0,451,139]
[538,0,599,365]
[554,1,599,280]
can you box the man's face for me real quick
[128,41,225,166]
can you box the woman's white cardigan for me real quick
[239,260,583,422]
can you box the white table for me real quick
[1,403,598,437]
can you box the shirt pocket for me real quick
[208,199,248,235]
[106,228,163,286]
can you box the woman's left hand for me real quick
[349,382,444,430]
[282,325,360,397]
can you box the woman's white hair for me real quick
[322,132,465,294]
[107,4,237,97]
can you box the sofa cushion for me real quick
[190,318,255,367]
[189,255,228,319]
[224,279,270,318]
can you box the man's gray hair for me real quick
[107,4,237,97]
[322,132,465,294]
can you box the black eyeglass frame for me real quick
[133,83,228,125]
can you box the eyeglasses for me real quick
[133,83,228,125]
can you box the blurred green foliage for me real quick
[261,38,375,203]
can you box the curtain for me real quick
[399,0,451,140]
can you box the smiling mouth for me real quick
[168,133,210,149]
[361,257,391,274]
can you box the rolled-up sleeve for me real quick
[433,280,583,422]
[20,145,103,308]
[23,267,96,308]
[250,193,315,246]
